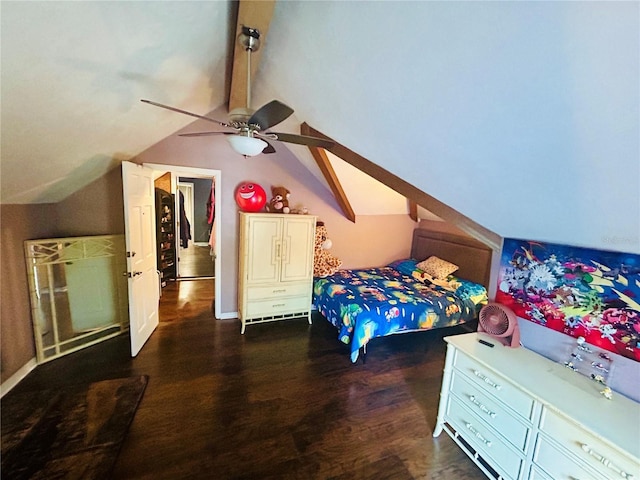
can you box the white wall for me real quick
[261,1,639,254]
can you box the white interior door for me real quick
[122,161,160,356]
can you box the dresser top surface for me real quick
[445,332,640,459]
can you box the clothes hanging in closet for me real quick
[207,178,216,255]
[179,191,191,248]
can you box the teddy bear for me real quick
[313,221,342,277]
[265,186,290,214]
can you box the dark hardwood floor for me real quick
[178,244,214,278]
[5,280,486,479]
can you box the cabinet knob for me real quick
[473,369,502,390]
[465,422,492,447]
[580,444,634,479]
[468,395,497,418]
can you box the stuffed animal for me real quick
[266,186,290,214]
[289,206,309,215]
[313,221,342,277]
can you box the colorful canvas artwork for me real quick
[496,239,640,363]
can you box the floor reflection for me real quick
[159,279,215,322]
[177,278,213,302]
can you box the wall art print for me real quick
[496,238,640,363]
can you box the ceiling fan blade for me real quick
[267,132,334,149]
[262,140,276,154]
[248,100,294,130]
[178,131,235,137]
[141,99,232,128]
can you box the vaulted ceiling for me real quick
[2,1,638,252]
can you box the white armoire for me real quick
[238,212,316,333]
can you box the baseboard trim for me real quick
[217,311,238,320]
[1,357,37,398]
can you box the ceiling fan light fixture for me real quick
[227,134,267,157]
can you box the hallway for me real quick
[178,244,214,278]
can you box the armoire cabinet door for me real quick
[245,215,282,284]
[280,217,315,282]
[243,215,316,284]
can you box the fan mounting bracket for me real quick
[239,26,261,52]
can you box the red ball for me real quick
[235,182,266,212]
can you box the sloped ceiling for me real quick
[1,1,234,204]
[1,1,638,252]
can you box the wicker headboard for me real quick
[410,228,492,287]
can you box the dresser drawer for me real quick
[454,350,535,421]
[450,370,531,452]
[246,283,311,300]
[538,407,639,480]
[445,395,524,480]
[529,465,558,480]
[534,434,602,480]
[245,295,311,318]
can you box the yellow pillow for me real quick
[416,256,459,280]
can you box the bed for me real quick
[312,228,493,362]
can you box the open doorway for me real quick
[177,177,215,279]
[145,164,222,318]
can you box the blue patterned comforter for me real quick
[313,259,488,362]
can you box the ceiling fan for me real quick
[141,26,333,156]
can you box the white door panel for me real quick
[122,161,159,356]
[281,218,315,282]
[246,216,282,284]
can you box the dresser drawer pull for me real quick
[272,289,286,293]
[473,370,502,390]
[580,443,634,479]
[465,422,492,447]
[468,395,497,418]
[272,303,285,308]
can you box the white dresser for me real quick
[434,333,640,480]
[238,212,316,333]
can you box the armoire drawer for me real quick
[454,350,535,421]
[449,370,531,452]
[538,407,639,480]
[245,295,311,318]
[246,283,311,301]
[445,395,524,480]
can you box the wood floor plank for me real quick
[4,280,486,479]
